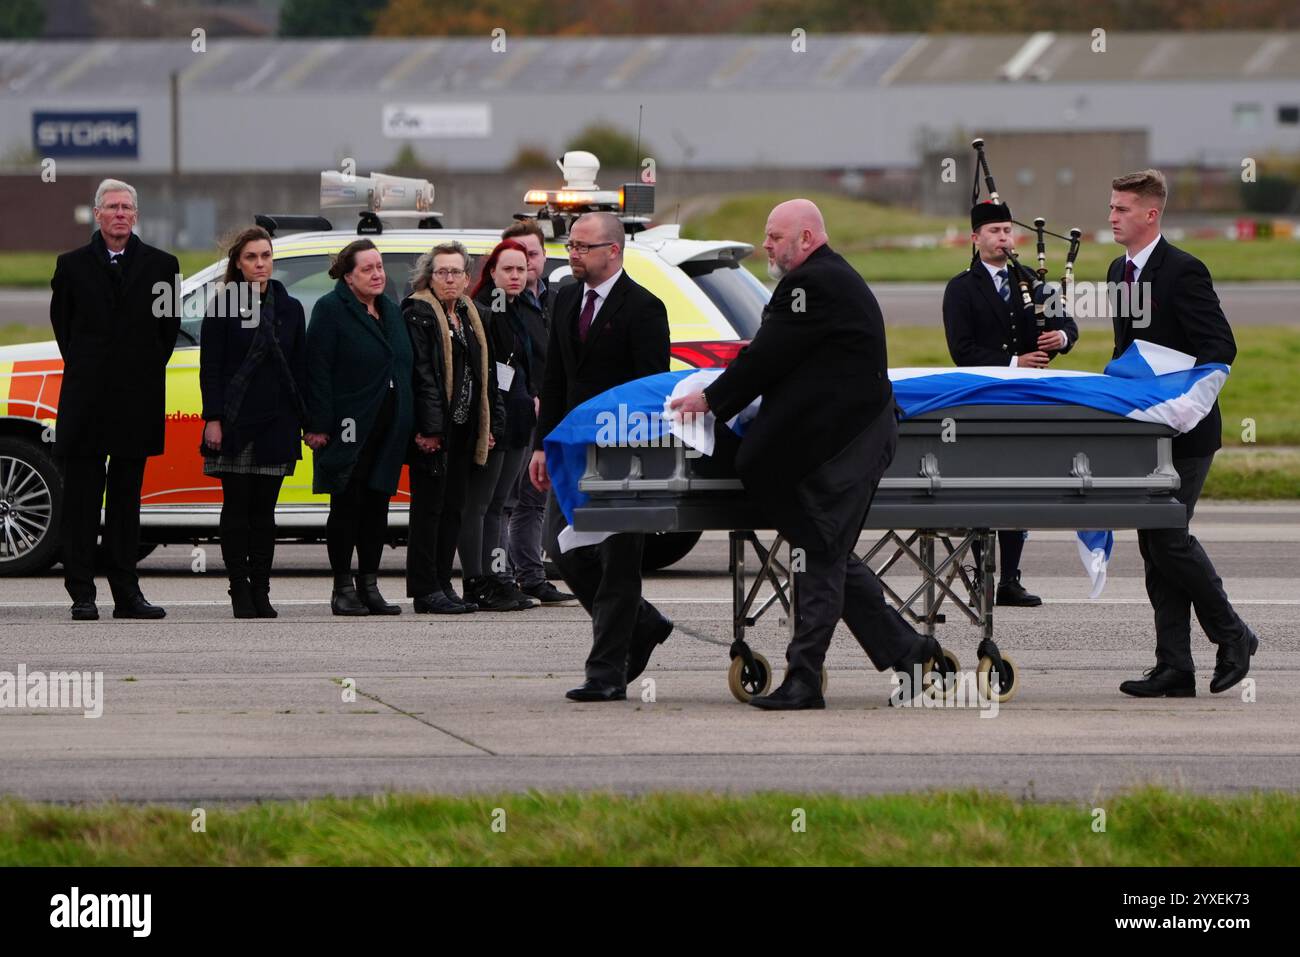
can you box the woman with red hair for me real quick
[458,239,546,611]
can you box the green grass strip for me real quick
[3,788,1298,866]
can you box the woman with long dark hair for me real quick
[200,226,307,618]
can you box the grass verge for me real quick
[3,788,1298,866]
[683,191,1300,282]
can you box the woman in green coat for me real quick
[304,239,414,616]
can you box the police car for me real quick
[0,152,769,576]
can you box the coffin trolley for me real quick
[571,404,1187,704]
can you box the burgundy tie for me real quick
[1123,259,1136,288]
[577,289,598,343]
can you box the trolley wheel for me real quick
[977,652,1019,704]
[925,647,962,698]
[728,652,773,703]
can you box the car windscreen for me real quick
[679,259,769,340]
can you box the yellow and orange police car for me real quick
[0,153,767,575]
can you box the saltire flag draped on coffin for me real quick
[542,341,1228,591]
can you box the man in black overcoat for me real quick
[49,179,181,620]
[672,199,949,710]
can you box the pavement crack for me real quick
[347,682,497,756]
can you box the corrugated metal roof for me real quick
[3,32,1296,98]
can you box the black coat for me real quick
[403,293,503,475]
[942,256,1079,367]
[703,244,895,552]
[49,231,182,457]
[1107,237,1236,458]
[535,270,670,450]
[305,281,415,495]
[199,278,307,466]
[475,289,545,449]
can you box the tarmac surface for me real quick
[1,503,1296,804]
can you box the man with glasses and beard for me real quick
[529,212,673,702]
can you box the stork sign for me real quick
[33,111,139,158]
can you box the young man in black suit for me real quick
[49,179,181,621]
[672,200,951,710]
[529,212,673,701]
[941,200,1080,607]
[1107,169,1257,697]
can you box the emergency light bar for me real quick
[519,151,655,237]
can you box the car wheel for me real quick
[0,436,62,577]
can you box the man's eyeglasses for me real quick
[98,203,136,213]
[564,241,614,255]
[433,269,466,279]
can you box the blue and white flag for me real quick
[543,342,1228,573]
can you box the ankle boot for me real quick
[331,572,369,616]
[228,578,257,619]
[249,576,277,619]
[355,573,401,615]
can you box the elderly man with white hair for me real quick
[671,199,945,710]
[49,178,181,621]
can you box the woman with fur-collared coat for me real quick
[304,239,414,616]
[402,241,503,614]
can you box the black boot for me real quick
[331,572,369,616]
[355,573,401,615]
[996,571,1042,607]
[228,578,257,619]
[249,577,277,619]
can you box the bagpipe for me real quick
[971,137,1083,328]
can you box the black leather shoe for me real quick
[626,615,674,683]
[749,673,825,710]
[889,635,944,705]
[521,581,577,605]
[331,573,369,616]
[355,573,401,615]
[1211,628,1259,694]
[70,600,99,621]
[440,582,478,613]
[413,591,474,614]
[1120,663,1196,698]
[996,573,1042,607]
[565,680,626,702]
[112,594,166,619]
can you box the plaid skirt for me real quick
[203,442,294,477]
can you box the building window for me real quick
[1279,105,1299,125]
[1233,104,1262,129]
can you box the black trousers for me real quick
[543,494,670,686]
[1140,455,1248,672]
[405,421,473,597]
[785,479,924,684]
[326,390,394,576]
[218,474,284,583]
[58,454,147,604]
[972,530,1027,583]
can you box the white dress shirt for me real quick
[978,258,1021,367]
[1125,233,1163,283]
[581,268,623,324]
